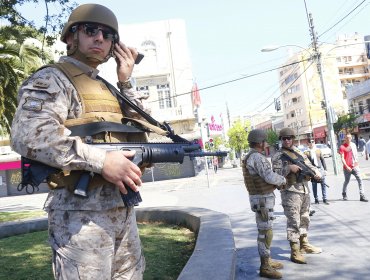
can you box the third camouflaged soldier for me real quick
[242,129,286,279]
[271,128,322,265]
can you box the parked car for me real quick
[316,143,332,157]
[297,145,309,153]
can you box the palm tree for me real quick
[0,34,53,135]
[0,40,19,135]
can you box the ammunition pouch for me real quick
[47,171,109,192]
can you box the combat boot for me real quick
[268,258,284,269]
[290,242,306,264]
[300,235,322,254]
[260,257,282,279]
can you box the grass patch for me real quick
[0,211,46,223]
[0,222,195,280]
[138,222,195,279]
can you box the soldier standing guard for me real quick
[11,4,149,279]
[272,128,322,265]
[242,129,286,279]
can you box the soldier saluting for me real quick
[271,128,322,265]
[242,129,286,279]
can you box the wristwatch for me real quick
[117,78,133,90]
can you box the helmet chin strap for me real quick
[67,32,112,66]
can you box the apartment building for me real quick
[277,33,370,144]
[346,78,370,138]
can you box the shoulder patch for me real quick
[33,78,50,88]
[22,97,44,112]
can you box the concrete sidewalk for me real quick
[1,163,370,279]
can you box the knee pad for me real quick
[258,229,273,248]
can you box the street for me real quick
[139,154,370,279]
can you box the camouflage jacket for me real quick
[245,148,286,187]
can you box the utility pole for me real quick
[306,9,340,175]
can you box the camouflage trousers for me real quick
[249,193,275,258]
[48,207,145,280]
[281,190,310,243]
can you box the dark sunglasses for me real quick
[281,136,293,141]
[81,24,117,41]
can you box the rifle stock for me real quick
[19,142,228,207]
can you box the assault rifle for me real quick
[281,152,330,188]
[19,142,228,207]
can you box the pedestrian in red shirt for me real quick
[339,133,368,202]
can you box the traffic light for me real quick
[274,98,281,111]
[209,138,214,147]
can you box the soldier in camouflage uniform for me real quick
[271,128,322,265]
[242,129,286,279]
[11,4,147,279]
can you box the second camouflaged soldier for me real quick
[272,128,322,265]
[242,129,286,279]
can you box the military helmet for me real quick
[248,129,267,144]
[61,4,119,43]
[279,127,296,138]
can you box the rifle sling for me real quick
[281,148,304,162]
[68,121,145,137]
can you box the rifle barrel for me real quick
[186,151,228,157]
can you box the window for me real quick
[367,99,370,113]
[136,86,149,98]
[286,84,300,95]
[344,67,354,74]
[343,56,352,63]
[284,73,298,86]
[157,84,172,109]
[359,101,364,114]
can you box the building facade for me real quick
[277,33,370,144]
[99,19,198,141]
[347,78,370,139]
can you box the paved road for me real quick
[1,155,370,279]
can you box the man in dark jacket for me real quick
[307,140,328,204]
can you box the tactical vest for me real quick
[242,151,275,195]
[46,62,147,190]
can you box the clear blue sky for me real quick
[20,0,370,118]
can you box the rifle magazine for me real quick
[121,188,142,207]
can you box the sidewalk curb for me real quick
[137,207,236,280]
[0,206,236,280]
[0,216,48,238]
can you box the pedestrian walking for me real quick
[357,136,367,157]
[365,136,370,157]
[213,156,219,173]
[339,133,368,202]
[306,140,329,205]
